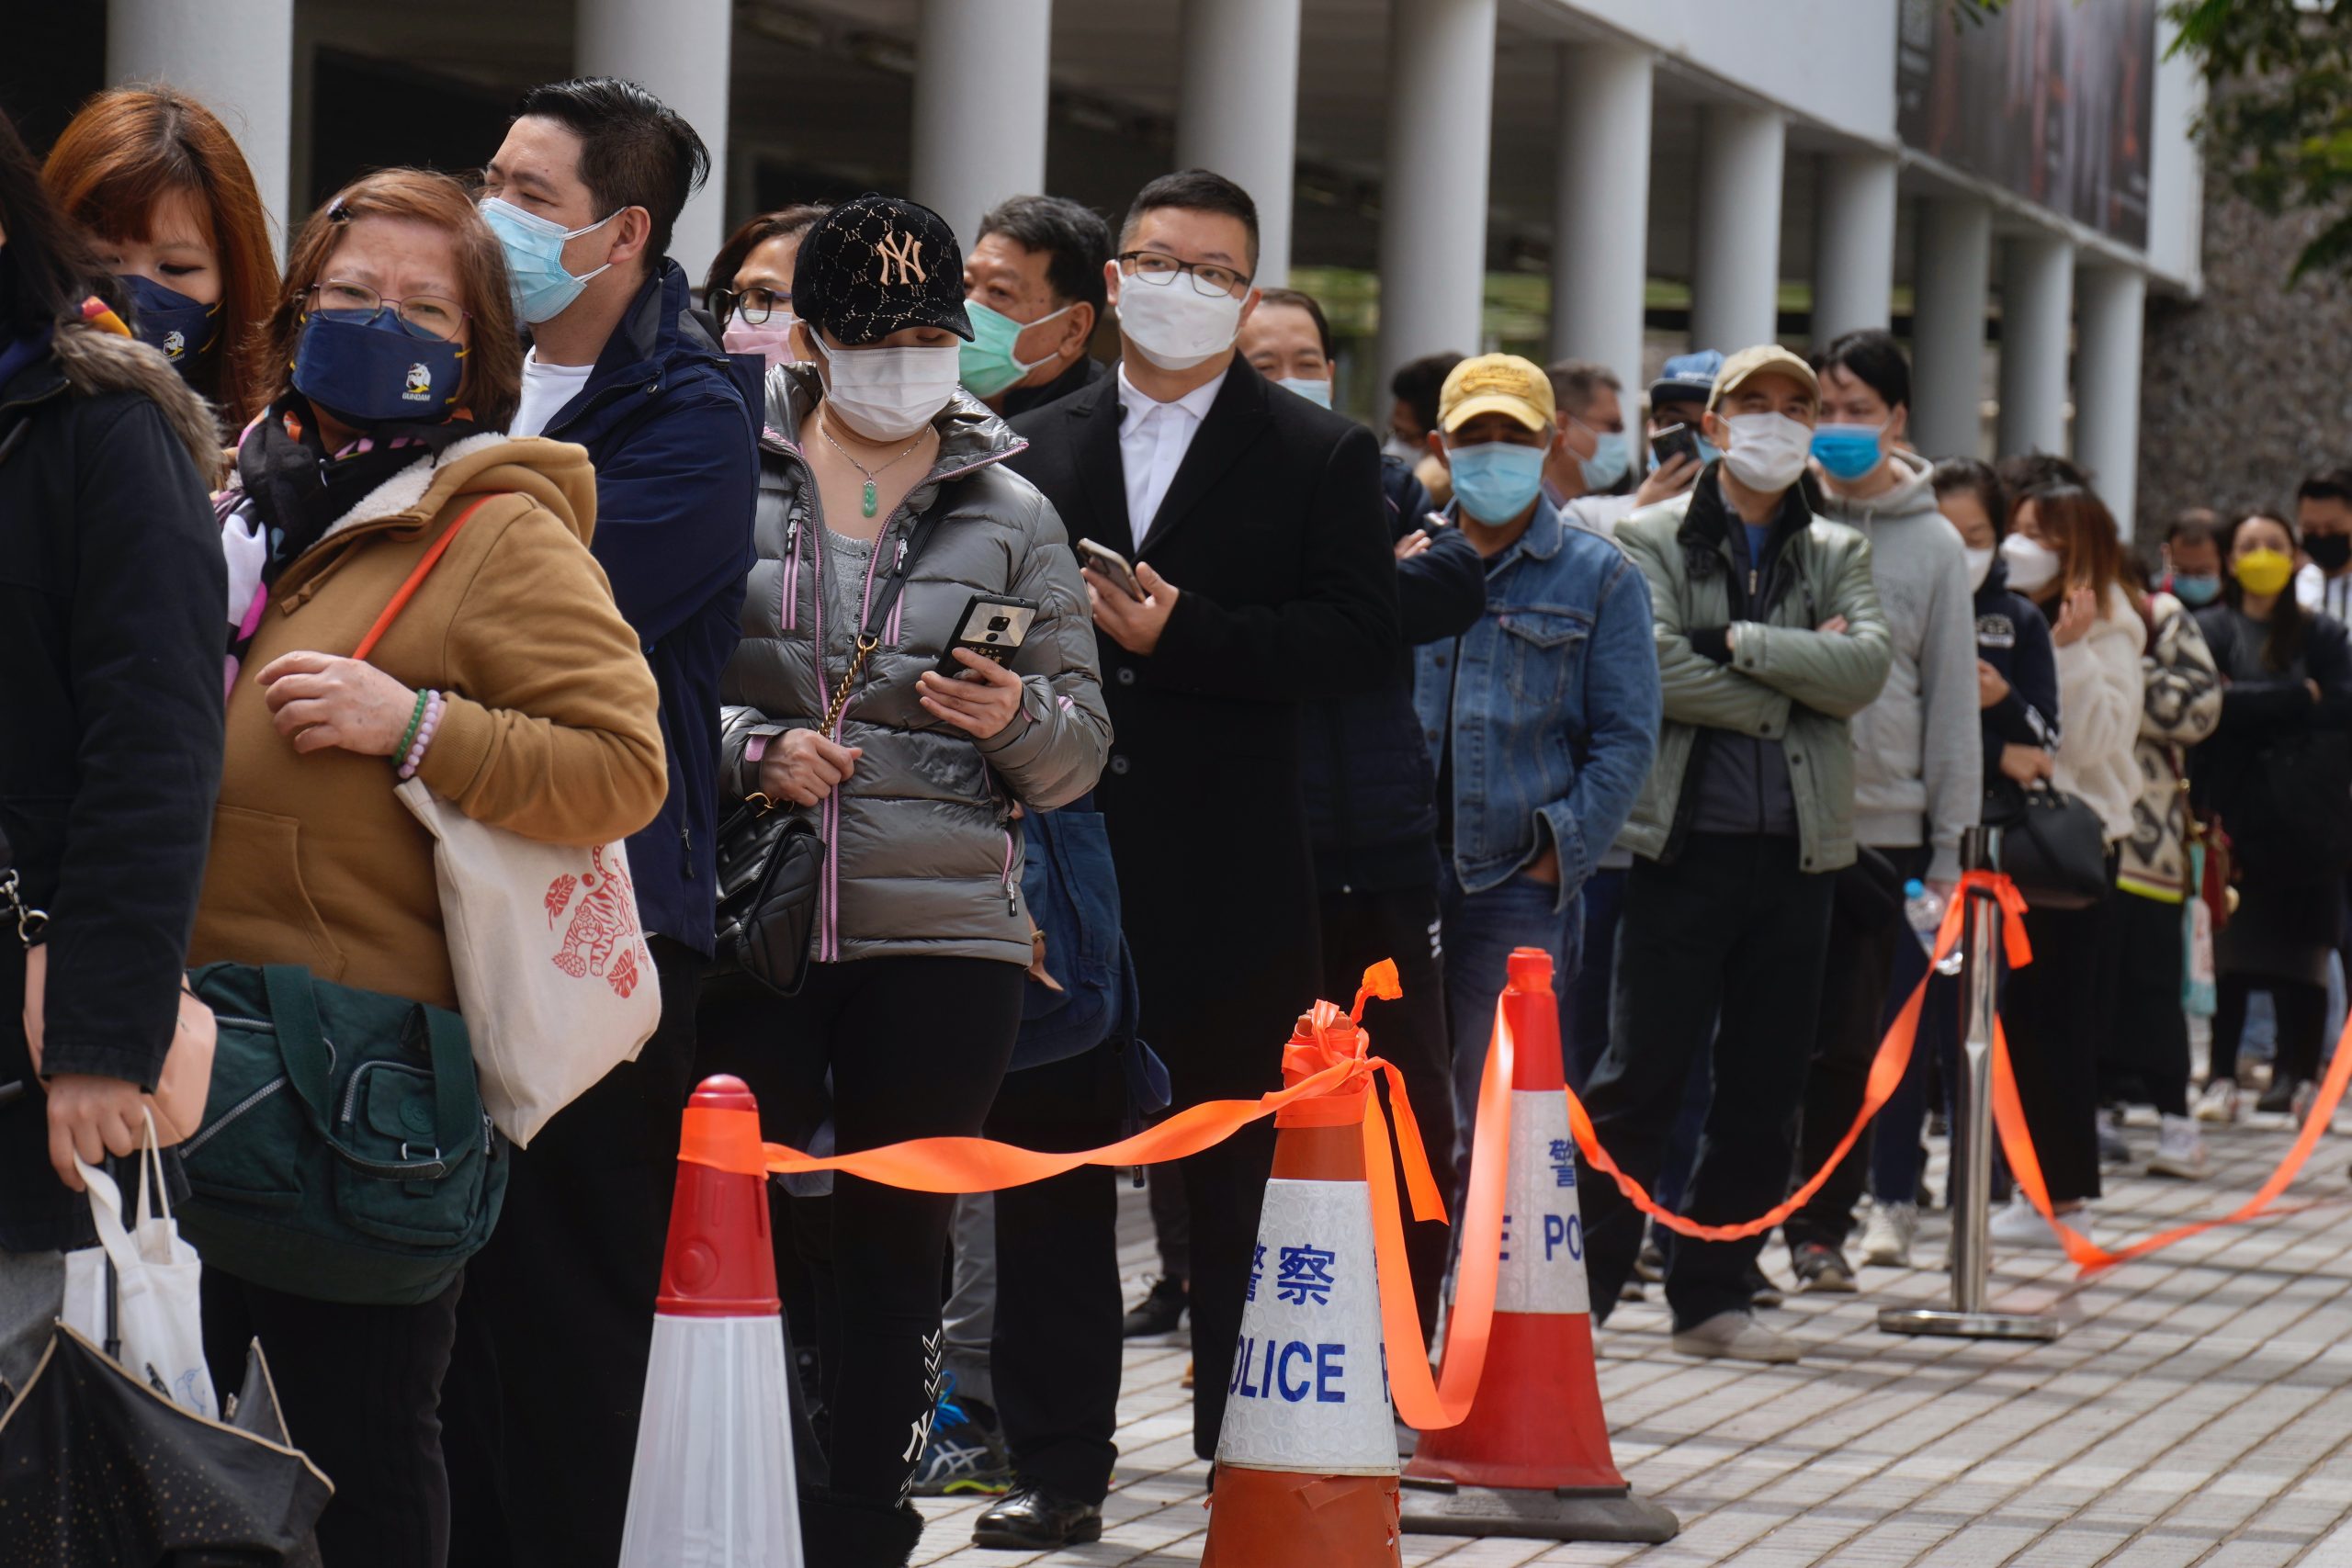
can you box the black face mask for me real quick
[2307,532,2352,574]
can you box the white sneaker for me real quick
[1987,1193,2094,1249]
[2148,1113,2210,1179]
[2194,1077,2240,1124]
[1669,1309,1801,1363]
[2292,1077,2320,1124]
[1860,1201,1918,1268]
[2096,1107,2132,1168]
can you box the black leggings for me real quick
[697,954,1023,1508]
[2002,878,2113,1205]
[2211,974,2327,1086]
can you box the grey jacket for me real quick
[1814,451,1983,883]
[719,367,1111,967]
[1616,481,1894,873]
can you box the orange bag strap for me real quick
[351,492,509,661]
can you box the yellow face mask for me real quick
[2233,547,2296,598]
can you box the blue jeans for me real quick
[1439,865,1577,1201]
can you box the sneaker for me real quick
[1747,1268,1784,1309]
[2147,1113,2210,1179]
[2256,1074,2305,1116]
[1633,1235,1665,1283]
[910,1378,1012,1497]
[2194,1077,2241,1123]
[1121,1274,1187,1337]
[1791,1241,1858,1293]
[2291,1077,2320,1124]
[1619,1277,1646,1303]
[1989,1194,2096,1249]
[1860,1201,1918,1267]
[2097,1108,2132,1168]
[1670,1309,1801,1363]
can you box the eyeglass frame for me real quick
[303,279,472,343]
[1115,249,1253,299]
[709,284,790,327]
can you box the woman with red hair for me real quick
[43,84,279,434]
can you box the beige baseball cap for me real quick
[1705,344,1820,414]
[1438,354,1555,434]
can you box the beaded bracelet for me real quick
[398,691,445,782]
[392,688,430,765]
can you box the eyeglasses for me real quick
[711,285,788,326]
[307,280,469,342]
[1117,250,1250,299]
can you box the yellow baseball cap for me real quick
[1705,344,1819,414]
[1438,353,1555,434]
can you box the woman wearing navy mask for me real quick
[42,85,279,440]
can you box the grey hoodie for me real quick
[1815,449,1982,882]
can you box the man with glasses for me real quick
[980,168,1396,1550]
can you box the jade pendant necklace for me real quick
[818,414,930,518]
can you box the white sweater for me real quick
[2052,583,2144,842]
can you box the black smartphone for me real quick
[934,593,1040,679]
[1074,537,1146,601]
[1649,423,1700,469]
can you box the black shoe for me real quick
[1121,1275,1187,1337]
[973,1482,1104,1550]
[798,1489,924,1566]
[1746,1267,1784,1309]
[2256,1075,2304,1115]
[1790,1241,1858,1294]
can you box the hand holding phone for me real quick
[1075,537,1146,602]
[932,593,1039,680]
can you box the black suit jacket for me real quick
[1007,357,1397,1096]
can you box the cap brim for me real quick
[813,299,977,344]
[1648,379,1713,405]
[1710,360,1819,411]
[1441,393,1551,434]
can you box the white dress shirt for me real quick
[1116,361,1227,541]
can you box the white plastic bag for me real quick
[60,1111,219,1418]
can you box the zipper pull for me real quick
[1005,884,1018,917]
[785,519,798,554]
[1748,568,1758,597]
[896,537,910,575]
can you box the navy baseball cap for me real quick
[1649,349,1725,409]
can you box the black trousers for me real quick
[1783,848,1928,1254]
[698,953,1022,1507]
[2106,891,2192,1116]
[2003,878,2113,1204]
[1577,835,1837,1331]
[444,934,704,1568]
[2212,975,2328,1086]
[1317,883,1454,1343]
[202,1273,463,1568]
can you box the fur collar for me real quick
[315,430,515,546]
[49,324,221,476]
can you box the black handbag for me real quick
[1990,781,2110,910]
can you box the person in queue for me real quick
[1985,483,2141,1247]
[0,103,225,1393]
[41,83,279,435]
[2294,468,2352,623]
[187,167,667,1568]
[961,192,1109,416]
[1390,348,1464,505]
[1540,358,1695,536]
[2160,509,2225,607]
[698,193,1108,1564]
[452,78,761,1564]
[706,202,831,369]
[1577,344,1892,1364]
[2192,511,2352,1122]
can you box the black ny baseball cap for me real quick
[792,193,974,345]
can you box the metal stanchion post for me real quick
[1880,824,2064,1341]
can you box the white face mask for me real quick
[1383,433,1423,463]
[1718,411,1813,493]
[2000,532,2061,595]
[1115,278,1244,371]
[811,337,961,443]
[1963,544,1996,592]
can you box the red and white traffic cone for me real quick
[1401,949,1678,1542]
[618,1075,804,1567]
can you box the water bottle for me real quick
[1904,878,1965,976]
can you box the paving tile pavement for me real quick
[910,1103,2352,1567]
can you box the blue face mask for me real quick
[1447,439,1547,524]
[1810,422,1886,482]
[290,309,466,426]
[120,274,220,374]
[1578,427,1633,490]
[480,197,616,324]
[2171,573,2222,607]
[1276,377,1333,408]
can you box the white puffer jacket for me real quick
[2052,583,2146,842]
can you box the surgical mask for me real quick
[1810,421,1886,483]
[810,335,961,443]
[2233,547,2296,598]
[724,314,801,371]
[1963,545,1995,592]
[2170,572,2222,607]
[2306,533,2352,573]
[959,299,1072,399]
[290,308,465,426]
[480,197,616,324]
[2000,533,2061,595]
[1114,278,1243,371]
[1576,423,1632,490]
[120,273,219,374]
[1277,377,1333,409]
[1719,411,1812,493]
[1446,440,1547,525]
[1384,433,1423,462]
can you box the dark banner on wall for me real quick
[1896,0,2154,247]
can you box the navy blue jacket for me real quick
[1973,553,2060,789]
[537,261,762,954]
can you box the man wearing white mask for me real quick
[1576,344,1893,1365]
[1541,357,1693,536]
[993,167,1396,1549]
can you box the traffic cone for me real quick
[1201,1009,1404,1568]
[1400,949,1678,1543]
[618,1075,804,1567]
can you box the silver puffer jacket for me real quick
[719,366,1110,967]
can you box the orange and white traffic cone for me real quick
[618,1075,805,1567]
[1401,949,1677,1543]
[1201,1012,1404,1568]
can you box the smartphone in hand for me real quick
[933,593,1040,679]
[1075,537,1146,602]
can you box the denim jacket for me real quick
[1414,498,1662,908]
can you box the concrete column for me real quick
[911,0,1054,248]
[1996,232,2075,458]
[1377,0,1498,381]
[577,0,733,287]
[1178,0,1301,284]
[1812,151,1898,343]
[1548,42,1653,394]
[1910,197,1992,458]
[108,0,294,254]
[2074,264,2147,530]
[1689,103,1784,353]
